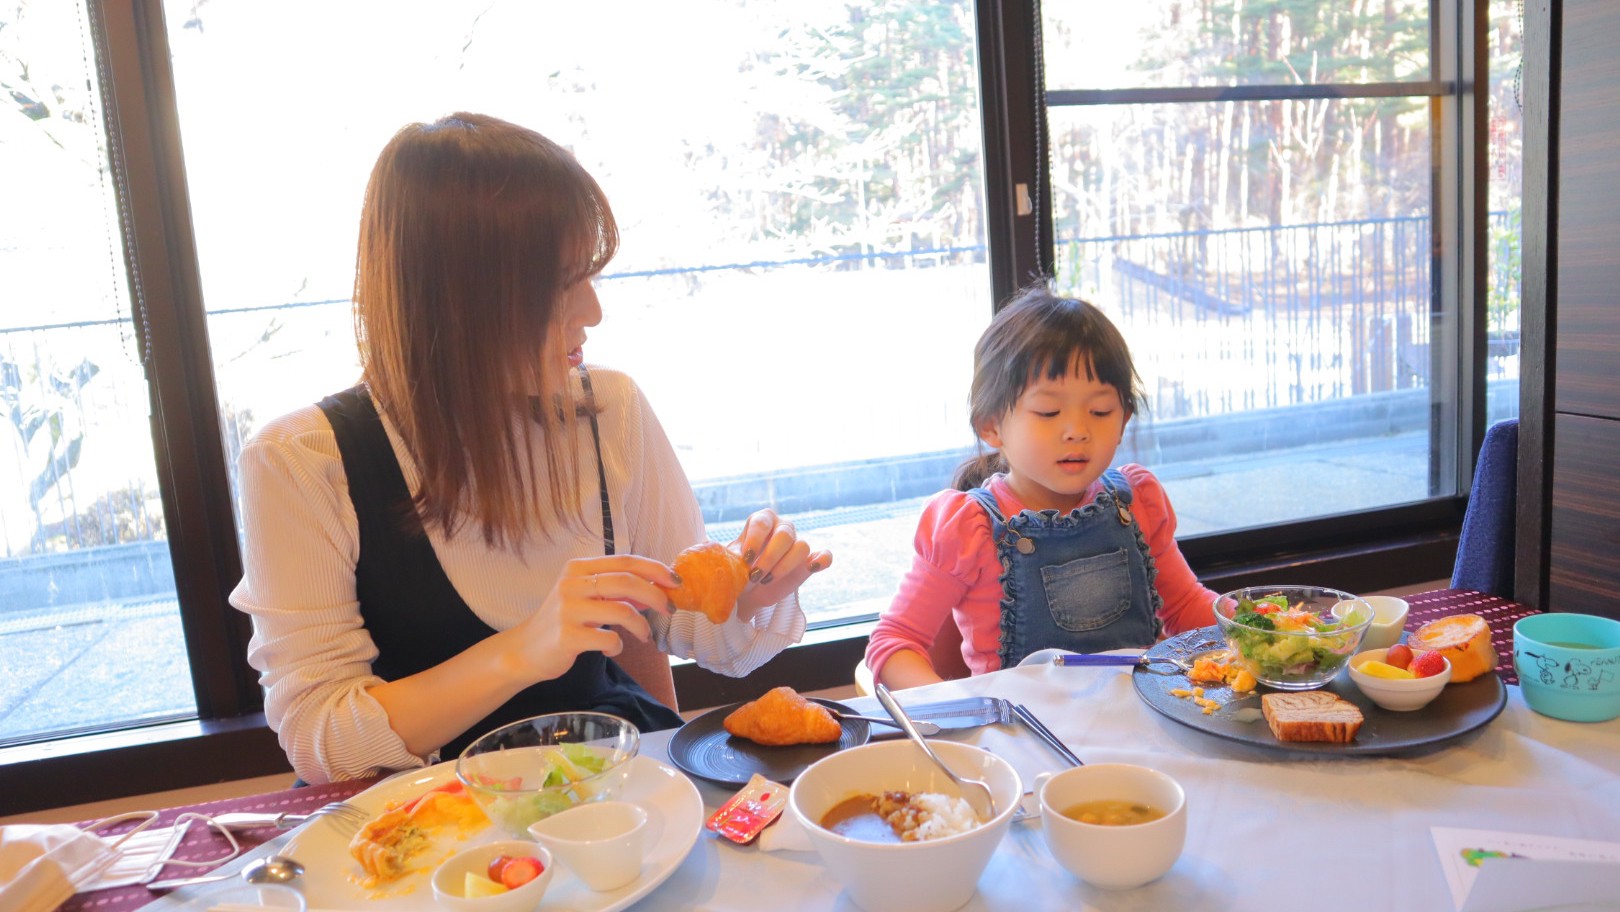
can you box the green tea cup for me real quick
[1512,613,1620,722]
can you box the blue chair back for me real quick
[1451,418,1518,598]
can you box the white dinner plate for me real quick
[280,754,703,912]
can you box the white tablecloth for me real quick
[633,663,1620,911]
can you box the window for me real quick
[162,0,990,634]
[0,0,196,745]
[5,0,991,749]
[2,0,1506,807]
[1030,0,1514,535]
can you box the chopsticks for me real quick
[1011,703,1083,768]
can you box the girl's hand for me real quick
[507,555,676,683]
[732,508,833,619]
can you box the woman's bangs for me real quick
[572,185,618,280]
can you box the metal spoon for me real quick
[146,853,306,891]
[874,683,997,821]
[827,708,941,736]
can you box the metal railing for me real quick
[0,212,1519,563]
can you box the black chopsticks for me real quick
[1011,702,1083,768]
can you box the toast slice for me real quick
[1261,691,1364,743]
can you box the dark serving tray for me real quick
[1132,627,1508,756]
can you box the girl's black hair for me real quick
[951,283,1145,491]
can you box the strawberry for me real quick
[1410,650,1447,679]
[1385,643,1414,670]
[498,855,544,889]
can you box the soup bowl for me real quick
[787,739,1022,912]
[1036,763,1187,890]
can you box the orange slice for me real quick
[1408,614,1497,683]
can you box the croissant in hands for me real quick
[664,541,750,624]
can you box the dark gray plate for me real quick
[1132,627,1508,756]
[667,698,870,786]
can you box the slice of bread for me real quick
[1261,691,1365,743]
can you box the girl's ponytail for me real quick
[952,449,1006,491]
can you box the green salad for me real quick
[467,742,623,834]
[1222,594,1368,682]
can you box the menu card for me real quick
[1431,827,1620,912]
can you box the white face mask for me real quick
[75,811,243,891]
[0,822,121,912]
[2,810,247,911]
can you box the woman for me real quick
[231,113,831,784]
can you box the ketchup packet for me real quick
[705,773,788,844]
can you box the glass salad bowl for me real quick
[456,712,640,838]
[1212,585,1373,690]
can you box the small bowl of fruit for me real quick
[431,840,553,912]
[1348,643,1452,712]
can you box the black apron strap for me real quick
[315,385,678,764]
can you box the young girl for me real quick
[867,286,1216,689]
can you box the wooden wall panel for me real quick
[1548,415,1620,618]
[1554,0,1620,421]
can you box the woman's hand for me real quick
[732,508,833,619]
[504,555,676,683]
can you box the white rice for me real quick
[904,792,981,841]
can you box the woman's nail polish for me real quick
[670,572,683,586]
[749,567,763,582]
[810,561,827,573]
[760,572,774,585]
[744,549,757,564]
[667,598,679,614]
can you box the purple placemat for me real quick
[1405,587,1541,686]
[61,776,378,912]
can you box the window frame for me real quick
[981,0,1490,562]
[0,0,1496,815]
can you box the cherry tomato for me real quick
[487,855,513,883]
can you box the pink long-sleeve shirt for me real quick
[866,466,1217,680]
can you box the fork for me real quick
[1051,641,1227,675]
[1008,703,1082,823]
[1011,703,1083,769]
[209,800,368,833]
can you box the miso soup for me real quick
[1060,799,1166,826]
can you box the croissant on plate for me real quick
[723,685,844,746]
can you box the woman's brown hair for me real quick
[952,284,1145,491]
[354,113,618,546]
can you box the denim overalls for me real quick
[966,469,1163,668]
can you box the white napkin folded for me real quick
[755,813,814,853]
